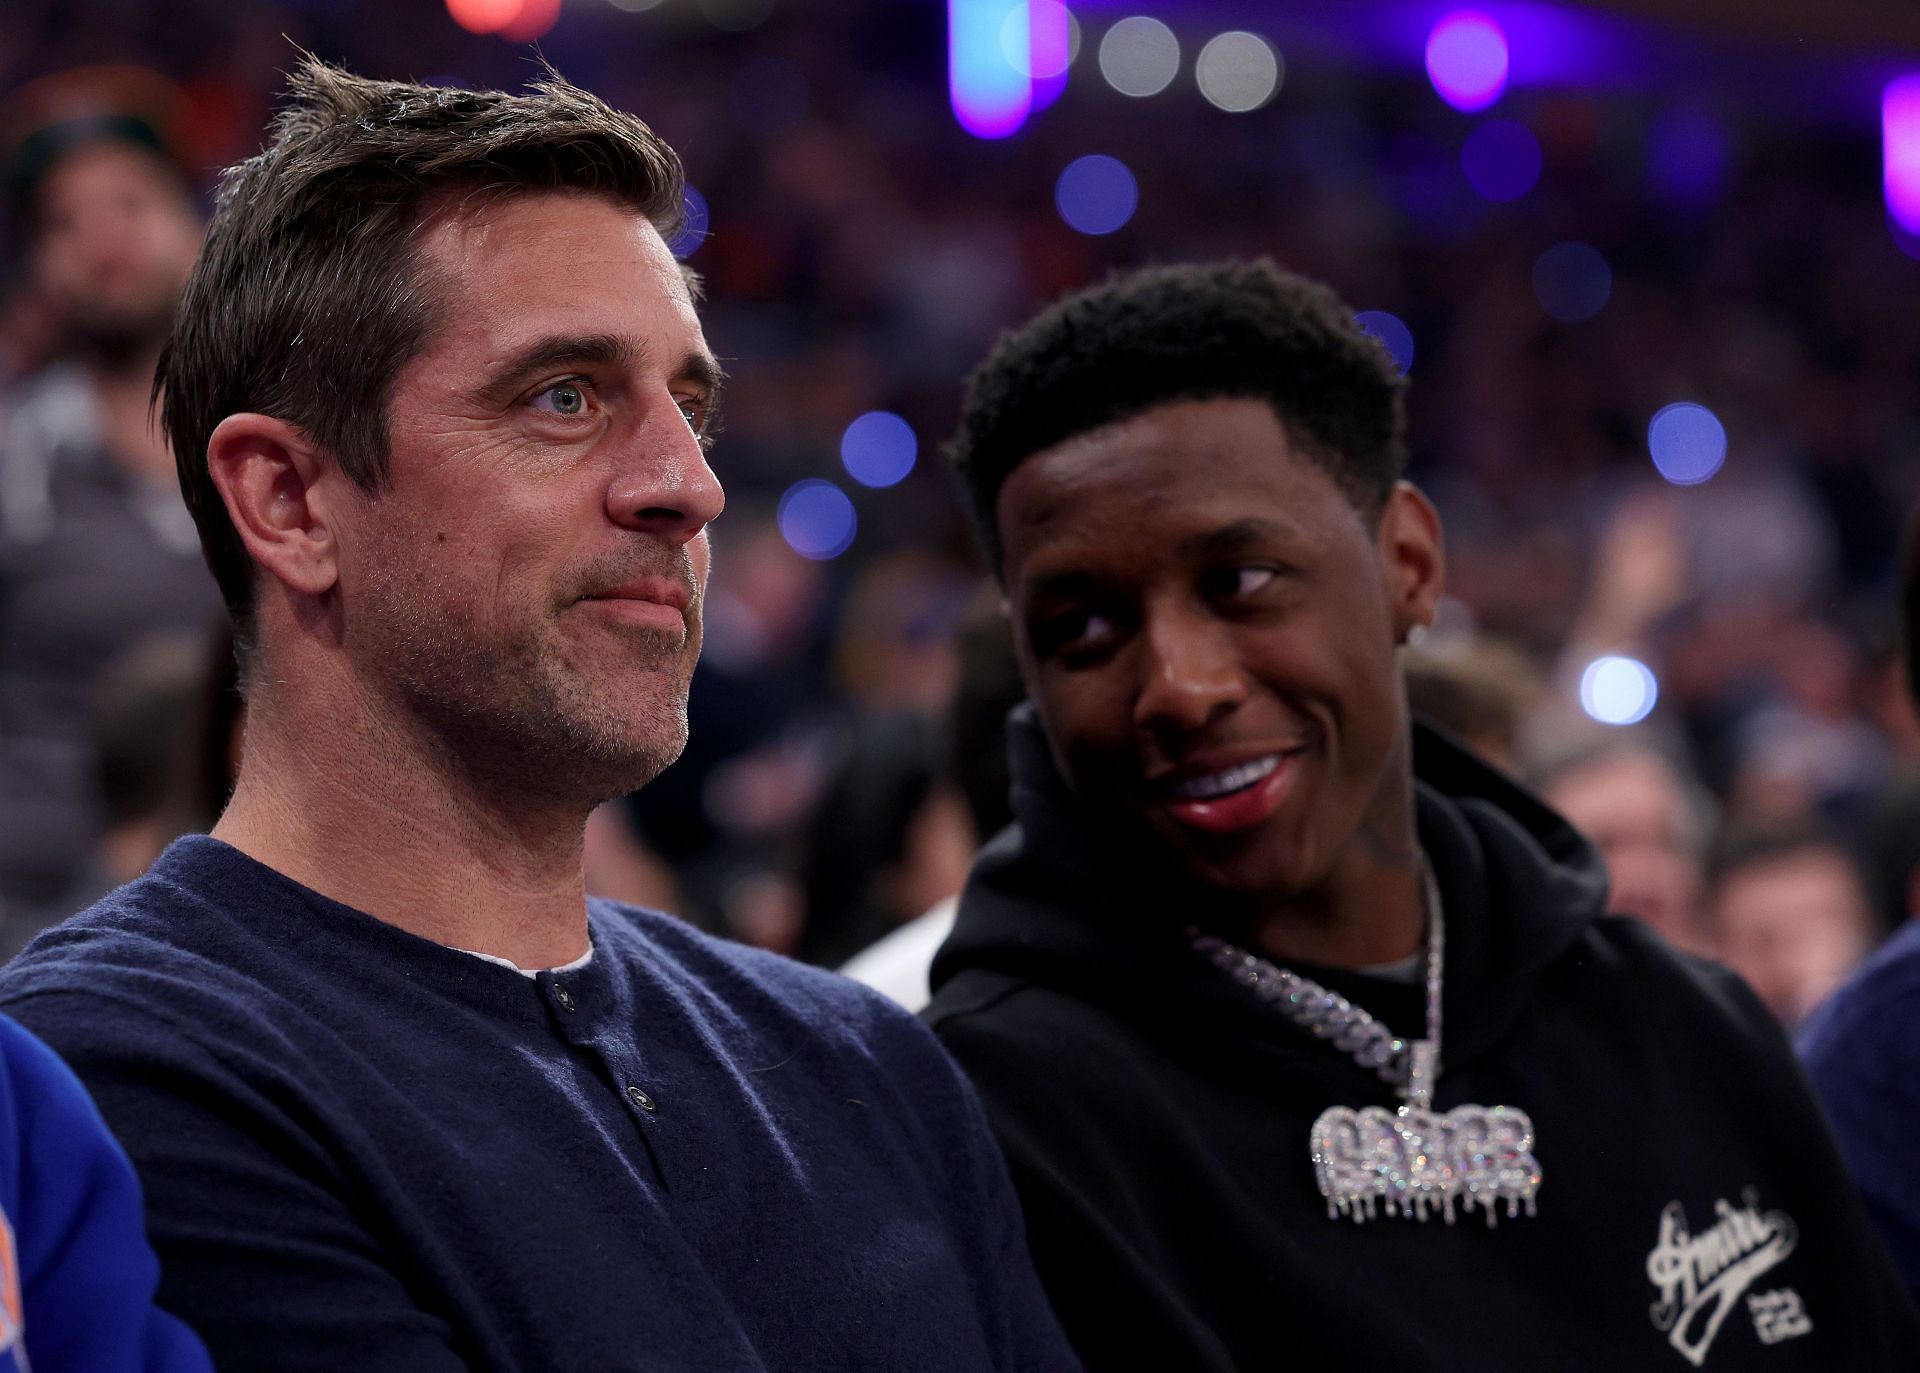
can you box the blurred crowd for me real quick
[2,1,1918,1031]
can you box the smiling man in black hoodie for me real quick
[924,259,1920,1371]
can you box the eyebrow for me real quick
[1175,516,1304,561]
[469,331,727,412]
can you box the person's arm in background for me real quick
[0,1011,212,1372]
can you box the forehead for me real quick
[37,141,186,215]
[413,191,702,362]
[995,396,1364,585]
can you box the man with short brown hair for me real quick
[0,60,1076,1373]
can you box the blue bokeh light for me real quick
[777,480,858,560]
[840,411,919,489]
[670,186,709,258]
[1055,154,1138,236]
[1580,656,1659,726]
[1647,402,1728,486]
[1426,11,1509,113]
[1355,310,1415,373]
[950,0,1032,139]
[1461,120,1541,202]
[1532,242,1612,323]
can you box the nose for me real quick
[1132,602,1247,737]
[606,399,725,543]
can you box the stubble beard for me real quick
[358,562,697,813]
[61,277,181,374]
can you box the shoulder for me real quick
[0,863,300,1083]
[1567,912,1778,1029]
[1800,920,1920,1074]
[926,969,1150,1125]
[2,867,244,1008]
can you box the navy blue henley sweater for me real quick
[0,837,1079,1372]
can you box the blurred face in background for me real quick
[1711,847,1874,1028]
[1545,750,1711,956]
[32,141,201,363]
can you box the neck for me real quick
[89,350,174,483]
[214,663,593,970]
[1241,740,1426,970]
[1242,855,1424,970]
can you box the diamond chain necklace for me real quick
[1192,858,1542,1226]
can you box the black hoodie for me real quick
[926,710,1920,1371]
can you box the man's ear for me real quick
[205,413,341,599]
[1378,480,1446,643]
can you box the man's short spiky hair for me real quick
[158,57,686,648]
[949,258,1409,574]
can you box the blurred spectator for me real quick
[1404,635,1543,773]
[1534,740,1715,957]
[1858,774,1920,937]
[831,549,973,714]
[624,506,830,932]
[797,710,973,969]
[0,67,219,949]
[1708,825,1874,1028]
[79,633,202,901]
[840,587,1025,1008]
[1799,508,1920,1302]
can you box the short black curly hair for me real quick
[950,258,1408,574]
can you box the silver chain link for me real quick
[1192,859,1443,1097]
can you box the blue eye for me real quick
[532,381,588,417]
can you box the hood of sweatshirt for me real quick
[930,705,1613,1074]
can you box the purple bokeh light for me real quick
[1460,120,1540,201]
[1884,77,1920,239]
[778,480,859,560]
[1425,11,1508,113]
[1028,1,1072,112]
[840,412,919,489]
[1647,403,1727,486]
[1355,311,1415,373]
[950,0,1031,140]
[1055,154,1138,236]
[669,186,709,258]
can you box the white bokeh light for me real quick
[1195,31,1281,113]
[1580,656,1660,726]
[1001,1,1080,80]
[1098,16,1180,98]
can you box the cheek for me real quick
[691,530,713,590]
[1035,673,1133,779]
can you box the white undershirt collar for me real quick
[454,943,595,979]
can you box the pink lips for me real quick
[1161,754,1299,833]
[580,577,691,634]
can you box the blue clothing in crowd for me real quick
[1800,917,1920,1298]
[0,836,1079,1373]
[0,1012,209,1372]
